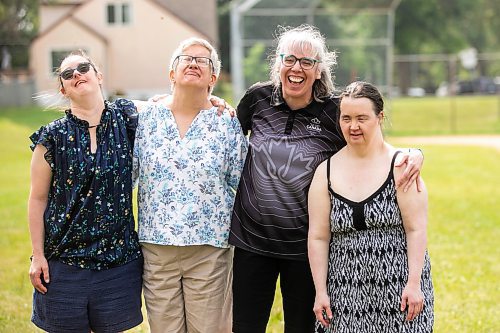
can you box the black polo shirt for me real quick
[229,82,346,260]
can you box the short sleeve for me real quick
[236,87,257,135]
[29,126,55,169]
[113,98,138,143]
[225,116,248,191]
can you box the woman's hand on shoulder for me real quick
[148,94,169,103]
[209,95,236,117]
[394,148,424,192]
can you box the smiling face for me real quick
[59,55,102,99]
[169,44,216,94]
[339,96,383,145]
[279,46,321,109]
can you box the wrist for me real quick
[406,278,421,288]
[315,288,328,295]
[31,250,45,258]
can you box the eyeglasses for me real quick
[60,62,95,80]
[175,55,213,69]
[280,54,320,70]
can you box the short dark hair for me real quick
[340,81,384,115]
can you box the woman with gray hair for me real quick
[133,37,248,333]
[229,24,424,332]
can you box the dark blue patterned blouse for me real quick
[29,99,142,270]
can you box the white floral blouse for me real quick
[133,103,248,248]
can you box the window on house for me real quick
[51,50,72,74]
[107,3,131,25]
[51,49,88,75]
[122,4,130,23]
[107,4,116,24]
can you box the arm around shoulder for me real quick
[394,148,424,192]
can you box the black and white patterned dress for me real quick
[315,152,434,333]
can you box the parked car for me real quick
[407,87,426,97]
[457,77,498,95]
[435,77,499,96]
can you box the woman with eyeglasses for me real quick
[28,50,143,332]
[132,37,247,333]
[229,25,424,333]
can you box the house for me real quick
[30,0,218,104]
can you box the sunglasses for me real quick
[59,62,96,80]
[280,54,320,70]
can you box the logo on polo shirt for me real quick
[306,118,322,132]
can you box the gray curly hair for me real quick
[270,24,337,101]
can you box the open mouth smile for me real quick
[288,75,304,84]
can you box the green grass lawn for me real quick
[386,95,500,135]
[0,103,499,332]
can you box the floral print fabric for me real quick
[133,104,247,248]
[29,99,142,270]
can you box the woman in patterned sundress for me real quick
[308,81,434,333]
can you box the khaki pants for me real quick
[142,243,232,333]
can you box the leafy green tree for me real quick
[395,0,499,54]
[243,42,270,86]
[0,0,39,68]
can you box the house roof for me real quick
[35,0,217,44]
[32,2,108,44]
[149,0,217,44]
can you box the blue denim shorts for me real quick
[32,257,143,333]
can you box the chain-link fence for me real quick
[230,0,401,100]
[394,52,500,97]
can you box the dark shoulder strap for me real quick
[391,150,402,170]
[326,157,334,198]
[390,150,403,180]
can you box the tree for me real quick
[395,0,499,55]
[0,0,39,69]
[243,42,270,86]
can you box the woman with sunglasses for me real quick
[229,25,424,333]
[133,37,247,333]
[28,50,144,332]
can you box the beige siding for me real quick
[155,0,218,44]
[39,5,76,32]
[31,0,216,101]
[75,0,210,98]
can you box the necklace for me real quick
[88,124,99,129]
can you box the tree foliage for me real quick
[0,0,39,68]
[395,0,500,54]
[1,0,498,70]
[243,42,270,85]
